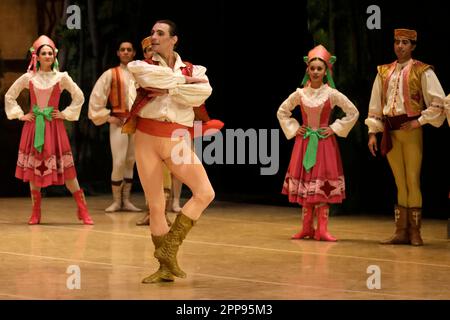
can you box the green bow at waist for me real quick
[302,127,326,172]
[33,105,53,153]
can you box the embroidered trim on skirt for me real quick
[282,134,346,205]
[15,118,77,187]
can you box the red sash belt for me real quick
[136,117,189,138]
[380,114,420,156]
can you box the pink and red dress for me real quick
[5,71,85,187]
[277,84,359,205]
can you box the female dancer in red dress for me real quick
[277,45,359,241]
[5,35,93,225]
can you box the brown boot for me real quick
[136,212,172,227]
[142,235,175,284]
[136,212,150,226]
[135,213,171,226]
[154,213,195,278]
[136,193,172,226]
[380,205,409,244]
[408,207,424,246]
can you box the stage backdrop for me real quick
[0,0,448,218]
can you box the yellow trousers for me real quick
[386,128,423,208]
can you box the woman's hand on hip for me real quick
[296,125,307,136]
[320,126,335,138]
[19,113,35,122]
[51,110,65,120]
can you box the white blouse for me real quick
[5,71,85,121]
[127,52,212,127]
[444,95,450,125]
[277,84,359,140]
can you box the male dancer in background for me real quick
[88,41,142,213]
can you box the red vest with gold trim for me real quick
[377,60,432,117]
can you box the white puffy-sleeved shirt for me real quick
[88,63,137,126]
[127,52,212,127]
[5,71,85,121]
[277,84,359,140]
[365,59,446,133]
[439,94,450,126]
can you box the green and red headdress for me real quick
[300,44,336,88]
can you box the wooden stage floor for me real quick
[0,194,448,300]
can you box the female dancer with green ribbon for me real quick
[277,45,359,241]
[4,35,94,225]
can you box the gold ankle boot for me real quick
[142,235,175,284]
[154,213,195,278]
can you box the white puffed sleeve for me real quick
[127,60,186,89]
[329,89,359,137]
[4,73,31,120]
[277,90,301,140]
[364,74,384,133]
[417,69,446,127]
[88,69,112,126]
[59,72,85,121]
[445,95,450,125]
[168,65,213,107]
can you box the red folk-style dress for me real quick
[278,84,359,206]
[5,71,85,188]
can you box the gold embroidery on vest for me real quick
[378,60,431,117]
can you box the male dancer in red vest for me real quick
[88,41,142,213]
[126,20,215,283]
[365,29,445,246]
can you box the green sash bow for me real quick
[33,105,53,153]
[302,127,326,172]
